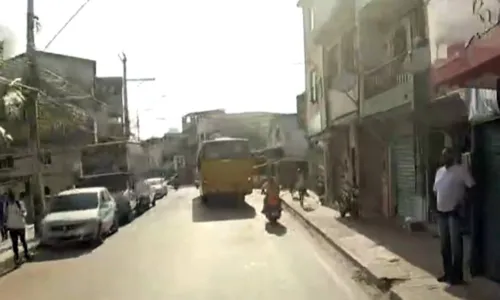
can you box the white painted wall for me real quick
[268,115,308,160]
[0,146,80,194]
[328,86,357,121]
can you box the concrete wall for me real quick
[328,87,357,121]
[361,75,414,117]
[145,134,185,168]
[0,146,80,194]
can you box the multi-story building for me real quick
[266,113,309,188]
[299,0,430,217]
[196,112,274,150]
[181,109,225,183]
[143,132,186,170]
[94,76,125,141]
[0,51,100,203]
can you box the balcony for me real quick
[364,54,411,99]
[362,55,414,117]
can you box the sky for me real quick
[0,0,305,139]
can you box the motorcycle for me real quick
[337,180,360,218]
[264,196,282,224]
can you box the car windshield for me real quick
[145,178,163,185]
[201,140,250,160]
[49,192,99,213]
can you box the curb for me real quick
[0,240,39,277]
[282,200,403,300]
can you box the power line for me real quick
[43,0,93,50]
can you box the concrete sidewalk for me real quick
[281,192,500,300]
[0,224,36,254]
[0,225,39,276]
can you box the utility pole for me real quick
[26,0,45,236]
[118,52,154,140]
[116,52,154,140]
[118,52,130,139]
[136,109,140,140]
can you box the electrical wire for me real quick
[43,0,93,50]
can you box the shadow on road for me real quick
[192,196,256,222]
[265,222,287,236]
[31,245,94,262]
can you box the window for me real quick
[392,26,407,57]
[275,128,281,142]
[201,140,251,160]
[0,156,14,170]
[341,29,355,73]
[309,71,320,103]
[327,45,340,88]
[309,8,315,31]
[0,41,4,64]
[409,6,427,45]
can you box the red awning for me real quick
[432,28,500,89]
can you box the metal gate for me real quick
[476,121,500,281]
[391,136,417,219]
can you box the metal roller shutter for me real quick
[392,136,417,219]
[478,121,500,281]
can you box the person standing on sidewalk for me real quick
[4,189,32,264]
[296,169,306,207]
[0,192,7,241]
[433,148,475,285]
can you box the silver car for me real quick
[41,187,118,247]
[144,177,168,200]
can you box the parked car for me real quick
[144,177,168,200]
[135,179,155,213]
[76,173,138,225]
[40,187,118,247]
[112,185,138,224]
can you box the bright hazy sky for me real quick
[1,0,304,139]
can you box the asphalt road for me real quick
[0,187,374,300]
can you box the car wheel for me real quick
[111,216,120,233]
[91,225,104,247]
[127,208,135,223]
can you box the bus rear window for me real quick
[202,141,250,160]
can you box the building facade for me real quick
[428,0,500,283]
[267,113,309,188]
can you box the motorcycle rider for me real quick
[262,176,280,214]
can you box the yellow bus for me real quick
[196,137,253,204]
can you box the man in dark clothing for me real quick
[0,192,7,241]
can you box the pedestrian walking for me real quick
[0,191,8,241]
[4,189,32,264]
[433,148,475,285]
[296,168,306,207]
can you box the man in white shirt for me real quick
[433,148,475,285]
[4,189,31,264]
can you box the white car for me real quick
[41,187,118,247]
[144,177,168,200]
[135,179,156,213]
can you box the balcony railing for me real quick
[363,53,412,100]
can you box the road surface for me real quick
[0,187,374,300]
